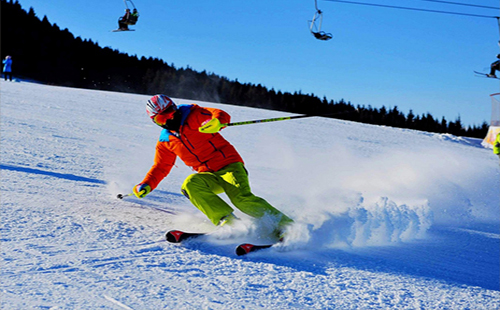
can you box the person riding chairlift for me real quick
[128,8,139,25]
[488,54,500,78]
[118,8,138,30]
[118,8,131,30]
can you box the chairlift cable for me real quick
[418,0,499,10]
[324,0,499,19]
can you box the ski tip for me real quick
[165,230,183,243]
[235,243,274,256]
[236,243,254,256]
[165,230,205,243]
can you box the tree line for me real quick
[1,0,488,138]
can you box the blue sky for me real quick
[16,0,500,127]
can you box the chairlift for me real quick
[123,0,139,25]
[113,0,139,32]
[310,0,332,41]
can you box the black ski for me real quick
[166,229,282,255]
[165,230,206,243]
[235,243,275,256]
[474,71,500,79]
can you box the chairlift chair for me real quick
[122,0,139,26]
[310,0,333,41]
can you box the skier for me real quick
[3,55,13,81]
[494,132,500,164]
[118,9,131,30]
[487,54,500,78]
[133,95,293,236]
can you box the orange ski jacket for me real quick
[141,104,244,190]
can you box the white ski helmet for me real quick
[146,94,176,120]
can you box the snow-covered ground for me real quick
[1,80,499,309]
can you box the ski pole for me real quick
[117,193,134,199]
[223,114,311,127]
[222,110,356,128]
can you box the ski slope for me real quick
[1,80,499,309]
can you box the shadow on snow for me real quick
[1,164,106,185]
[175,224,499,291]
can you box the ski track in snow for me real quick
[1,81,499,309]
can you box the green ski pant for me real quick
[181,162,292,227]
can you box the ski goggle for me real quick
[152,105,176,126]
